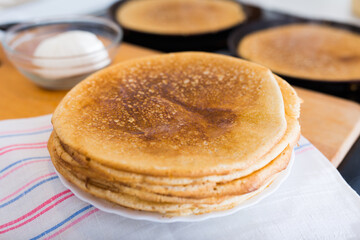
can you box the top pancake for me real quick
[238,23,360,81]
[52,52,286,177]
[116,0,246,35]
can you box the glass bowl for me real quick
[2,16,122,90]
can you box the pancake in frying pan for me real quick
[238,23,360,81]
[116,0,246,35]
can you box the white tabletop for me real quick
[240,0,360,26]
[0,0,360,26]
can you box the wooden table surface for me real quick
[1,43,360,167]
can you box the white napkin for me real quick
[0,115,359,240]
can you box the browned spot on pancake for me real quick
[74,54,262,155]
[337,55,360,62]
[97,84,238,144]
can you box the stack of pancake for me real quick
[48,52,301,217]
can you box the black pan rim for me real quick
[107,0,262,39]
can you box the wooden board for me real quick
[1,43,360,166]
[295,88,360,167]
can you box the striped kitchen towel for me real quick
[0,115,360,240]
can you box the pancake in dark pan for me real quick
[228,18,360,100]
[109,0,261,51]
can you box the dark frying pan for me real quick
[108,0,262,52]
[227,17,360,101]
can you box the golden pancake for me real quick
[116,0,246,35]
[51,148,235,205]
[50,145,279,216]
[121,147,291,199]
[50,134,291,202]
[52,52,287,177]
[275,75,301,119]
[238,23,360,81]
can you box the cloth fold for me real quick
[0,115,359,240]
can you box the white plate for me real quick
[55,150,295,223]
